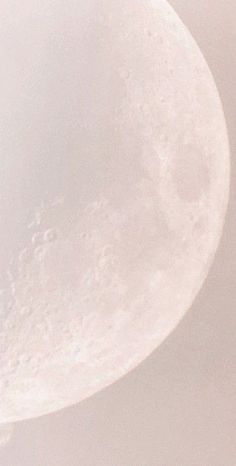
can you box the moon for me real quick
[0,0,229,423]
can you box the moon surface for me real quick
[0,0,229,423]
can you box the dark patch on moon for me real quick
[173,143,210,202]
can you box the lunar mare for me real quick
[0,0,229,422]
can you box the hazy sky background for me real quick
[1,1,235,465]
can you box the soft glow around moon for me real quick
[0,0,230,423]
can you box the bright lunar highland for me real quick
[0,0,230,422]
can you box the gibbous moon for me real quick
[0,0,229,423]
